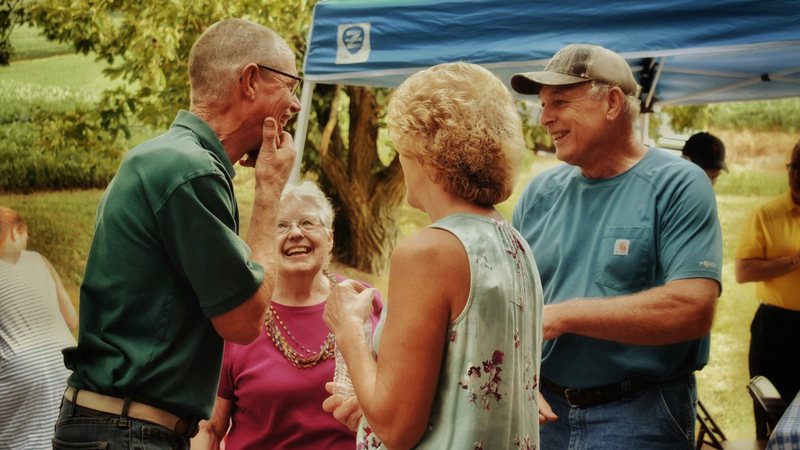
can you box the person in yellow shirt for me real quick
[736,140,800,432]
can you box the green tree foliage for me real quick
[28,1,315,134]
[663,104,710,133]
[517,100,552,152]
[659,98,800,135]
[24,0,405,273]
[708,98,800,132]
[0,0,26,65]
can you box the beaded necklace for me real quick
[265,271,337,369]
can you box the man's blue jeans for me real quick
[52,398,189,450]
[540,375,697,450]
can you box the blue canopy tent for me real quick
[291,0,800,179]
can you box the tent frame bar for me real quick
[289,81,317,184]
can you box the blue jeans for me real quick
[52,398,189,450]
[540,375,697,450]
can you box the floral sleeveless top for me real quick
[357,214,543,449]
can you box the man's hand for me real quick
[538,391,558,424]
[241,117,296,189]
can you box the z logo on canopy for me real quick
[336,23,371,64]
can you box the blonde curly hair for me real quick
[387,62,525,206]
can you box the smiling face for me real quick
[257,60,302,132]
[240,49,302,163]
[276,198,333,278]
[538,82,610,168]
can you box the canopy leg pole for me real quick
[289,81,317,184]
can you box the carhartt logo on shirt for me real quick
[613,239,630,256]
[699,260,718,269]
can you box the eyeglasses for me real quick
[786,163,800,172]
[277,217,325,235]
[257,64,302,97]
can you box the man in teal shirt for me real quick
[511,44,722,449]
[53,18,300,448]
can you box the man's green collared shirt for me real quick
[67,110,264,419]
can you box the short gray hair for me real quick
[588,81,640,124]
[280,181,335,230]
[188,18,293,107]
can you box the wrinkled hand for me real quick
[322,382,363,431]
[323,279,376,336]
[538,391,558,425]
[240,117,296,190]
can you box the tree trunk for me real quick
[318,85,405,275]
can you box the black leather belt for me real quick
[541,375,688,408]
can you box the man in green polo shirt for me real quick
[53,18,300,448]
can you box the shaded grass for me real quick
[715,171,786,197]
[8,24,73,61]
[697,194,771,439]
[0,53,120,92]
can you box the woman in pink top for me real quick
[192,181,381,450]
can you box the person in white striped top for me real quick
[0,206,78,449]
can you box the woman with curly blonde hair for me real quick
[323,62,544,449]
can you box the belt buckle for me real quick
[564,388,582,408]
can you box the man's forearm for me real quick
[544,278,718,345]
[245,186,283,305]
[736,254,800,283]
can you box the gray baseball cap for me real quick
[512,44,640,96]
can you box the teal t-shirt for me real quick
[67,110,264,419]
[512,148,722,388]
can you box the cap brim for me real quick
[511,71,589,95]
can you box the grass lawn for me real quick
[7,24,72,61]
[0,52,121,93]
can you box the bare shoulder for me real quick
[392,227,464,270]
[389,227,469,318]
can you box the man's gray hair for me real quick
[588,81,640,125]
[188,18,293,107]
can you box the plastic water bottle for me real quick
[333,320,372,398]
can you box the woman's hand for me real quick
[323,279,376,336]
[322,382,364,431]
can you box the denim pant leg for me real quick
[52,399,189,450]
[540,376,697,450]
